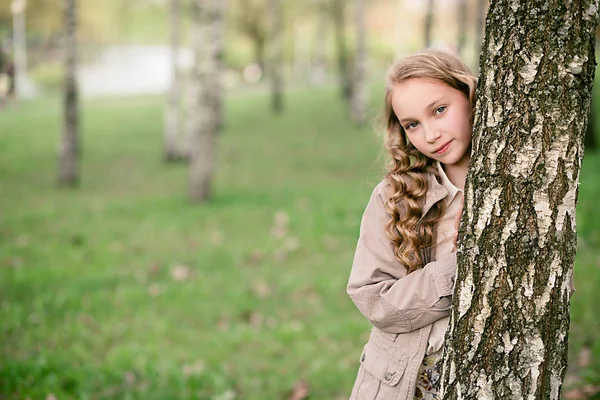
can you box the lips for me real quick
[434,141,452,154]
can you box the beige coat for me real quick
[347,172,456,399]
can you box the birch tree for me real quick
[442,1,598,399]
[456,0,467,56]
[188,0,226,202]
[163,0,184,161]
[268,0,284,113]
[424,0,434,48]
[349,0,366,125]
[58,0,79,186]
[331,0,352,99]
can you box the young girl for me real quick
[347,49,477,399]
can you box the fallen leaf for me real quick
[288,380,310,400]
[148,284,161,297]
[170,264,191,281]
[252,280,271,298]
[246,249,265,265]
[182,360,206,376]
[283,237,300,252]
[124,371,136,385]
[271,211,290,238]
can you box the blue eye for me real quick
[435,106,446,115]
[405,122,418,130]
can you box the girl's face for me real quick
[390,77,472,171]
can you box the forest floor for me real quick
[1,85,599,399]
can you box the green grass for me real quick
[1,86,599,399]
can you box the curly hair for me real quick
[382,49,477,273]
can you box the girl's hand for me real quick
[452,193,464,252]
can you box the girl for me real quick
[347,49,477,399]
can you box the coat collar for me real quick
[421,170,448,218]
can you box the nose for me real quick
[424,123,442,143]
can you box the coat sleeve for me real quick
[347,183,457,333]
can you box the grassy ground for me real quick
[1,86,599,399]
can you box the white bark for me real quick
[442,1,598,398]
[350,0,366,125]
[58,0,79,187]
[163,0,184,161]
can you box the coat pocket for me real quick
[351,341,409,400]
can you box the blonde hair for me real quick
[382,49,477,273]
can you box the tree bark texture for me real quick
[332,0,352,99]
[58,0,79,187]
[424,0,434,48]
[268,0,284,113]
[350,0,366,125]
[188,0,225,202]
[163,0,184,162]
[441,2,598,399]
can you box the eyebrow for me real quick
[398,97,445,124]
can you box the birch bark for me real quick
[58,0,79,186]
[442,1,598,399]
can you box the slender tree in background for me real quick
[163,0,184,161]
[424,0,434,47]
[586,95,597,150]
[188,0,226,202]
[456,0,467,56]
[10,0,36,98]
[268,0,284,113]
[349,0,366,125]
[331,0,352,99]
[58,0,79,187]
[310,0,328,86]
[474,0,486,69]
[233,0,267,73]
[442,1,598,398]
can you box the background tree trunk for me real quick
[163,0,184,162]
[310,0,328,86]
[268,0,284,113]
[442,1,598,399]
[456,0,467,56]
[586,93,597,151]
[188,0,225,202]
[331,0,352,100]
[349,0,366,125]
[58,0,79,187]
[474,0,486,71]
[424,0,434,47]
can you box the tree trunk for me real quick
[349,0,366,125]
[268,0,284,113]
[456,0,467,56]
[424,0,434,47]
[163,0,184,162]
[442,1,598,399]
[58,0,79,187]
[188,0,225,202]
[332,0,352,100]
[310,1,328,86]
[585,94,597,150]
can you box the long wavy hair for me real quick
[383,49,477,273]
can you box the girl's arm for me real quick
[347,182,457,333]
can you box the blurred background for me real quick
[0,0,599,399]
